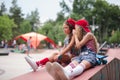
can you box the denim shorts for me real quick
[27,46,31,51]
[71,46,97,67]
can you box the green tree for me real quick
[59,0,71,14]
[70,0,120,43]
[38,20,55,48]
[0,2,7,16]
[56,11,65,22]
[72,0,95,20]
[109,30,120,43]
[38,0,120,45]
[38,20,65,46]
[38,20,54,37]
[0,15,16,41]
[9,0,24,26]
[91,0,120,42]
[26,9,40,31]
[54,22,65,44]
[9,0,24,37]
[19,20,32,34]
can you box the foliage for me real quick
[109,30,120,43]
[9,0,24,37]
[72,0,95,20]
[0,2,7,16]
[59,0,71,14]
[91,0,120,43]
[56,11,65,22]
[70,0,120,43]
[19,20,32,34]
[0,15,16,41]
[38,20,65,45]
[26,8,40,31]
[0,0,120,44]
[9,0,24,26]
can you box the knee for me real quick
[53,53,59,56]
[49,53,59,61]
[53,54,59,61]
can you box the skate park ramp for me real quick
[11,49,120,80]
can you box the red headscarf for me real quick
[66,18,76,29]
[76,19,91,32]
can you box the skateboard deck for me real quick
[96,54,108,59]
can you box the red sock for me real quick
[36,58,49,66]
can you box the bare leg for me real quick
[35,52,59,66]
[80,60,92,70]
[52,60,92,80]
[25,52,59,71]
[48,53,59,62]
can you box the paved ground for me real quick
[0,48,59,80]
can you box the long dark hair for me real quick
[65,21,75,43]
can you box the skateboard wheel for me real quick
[102,60,107,64]
[97,60,101,65]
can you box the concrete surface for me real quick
[0,48,59,80]
[11,48,120,80]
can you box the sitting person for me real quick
[24,18,79,72]
[46,19,99,80]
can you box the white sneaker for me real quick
[25,56,38,72]
[45,62,61,80]
[53,62,70,80]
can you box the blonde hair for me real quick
[92,35,99,53]
[75,26,85,41]
[76,26,99,53]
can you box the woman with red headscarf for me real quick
[25,18,77,72]
[46,19,99,80]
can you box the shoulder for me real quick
[64,36,69,40]
[86,32,93,36]
[84,32,94,39]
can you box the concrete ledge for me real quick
[0,49,9,56]
[11,49,120,80]
[89,58,120,80]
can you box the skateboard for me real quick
[96,54,108,65]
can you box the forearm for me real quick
[75,35,79,45]
[60,46,71,55]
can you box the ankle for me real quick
[36,62,40,67]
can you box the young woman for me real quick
[25,18,77,72]
[46,19,99,80]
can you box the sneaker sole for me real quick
[46,62,61,80]
[25,56,38,72]
[53,62,69,80]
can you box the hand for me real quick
[58,55,62,60]
[58,54,71,64]
[75,43,80,49]
[54,53,60,61]
[72,30,76,35]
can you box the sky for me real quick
[0,0,120,23]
